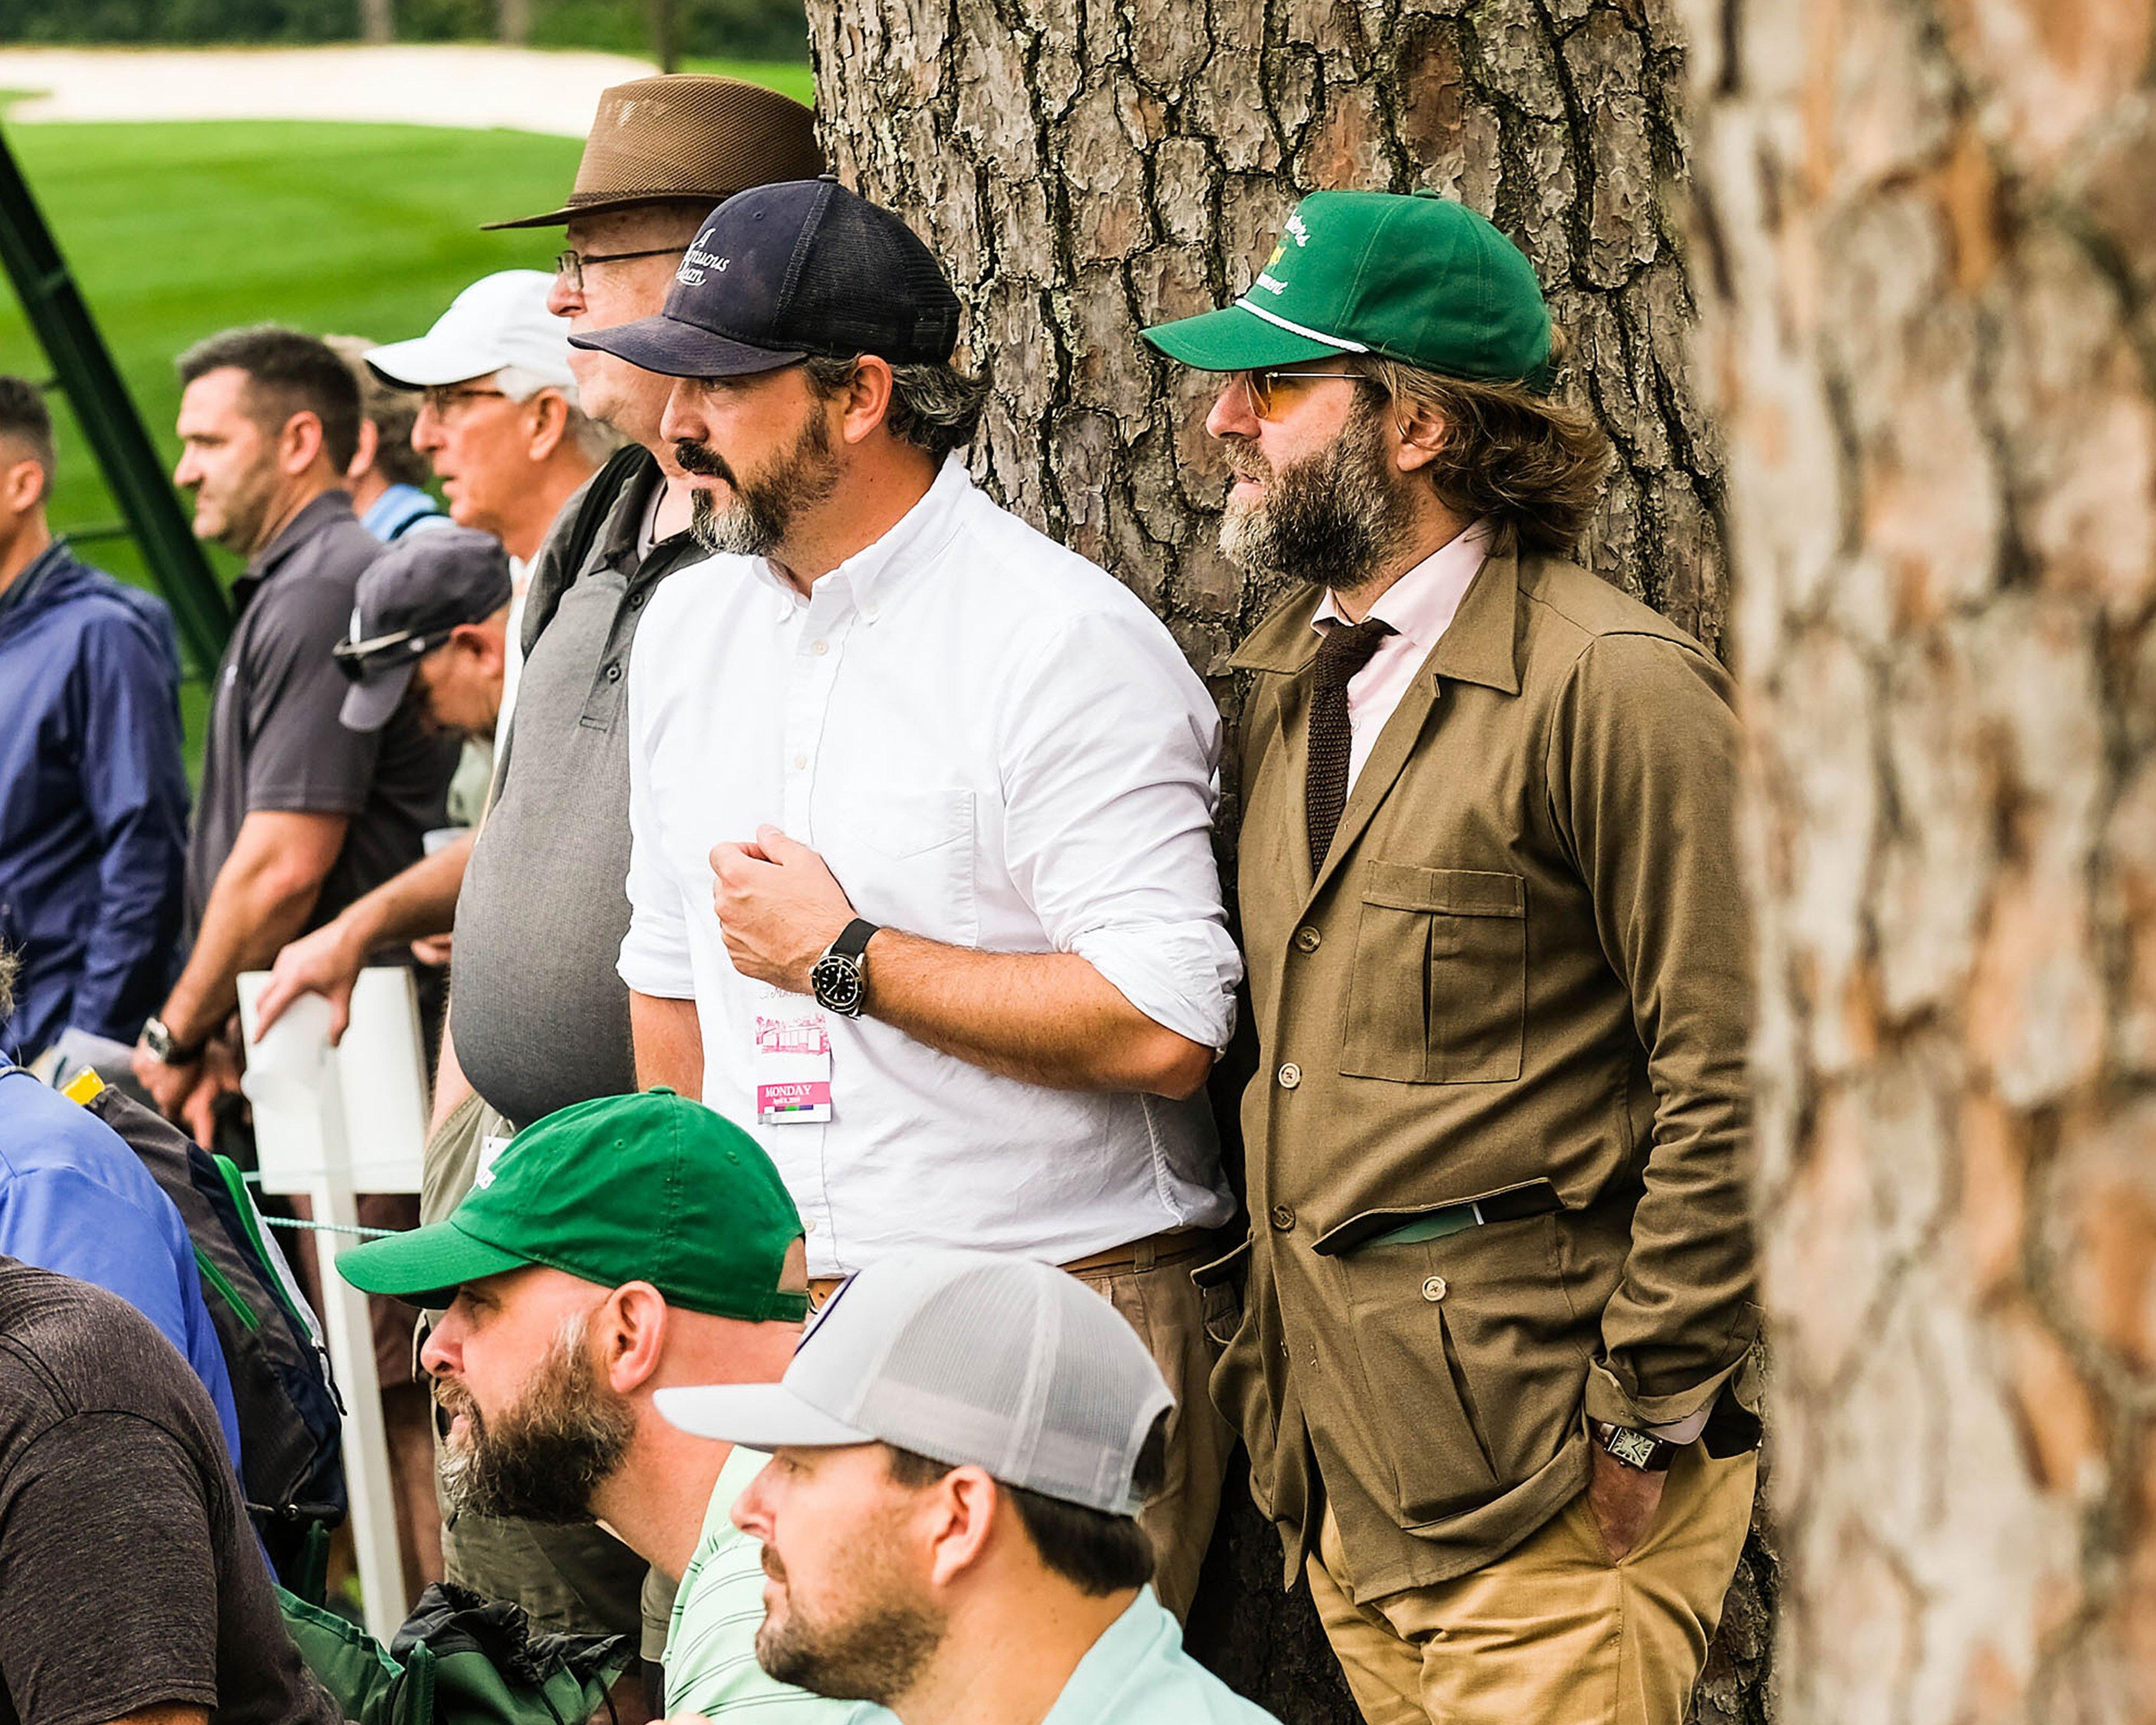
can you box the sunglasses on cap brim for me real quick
[331,626,452,683]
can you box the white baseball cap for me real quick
[655,1250,1175,1517]
[366,270,575,394]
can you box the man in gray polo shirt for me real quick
[132,326,457,1134]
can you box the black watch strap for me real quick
[829,918,879,962]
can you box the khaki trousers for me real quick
[808,1228,1233,1620]
[1306,1444,1757,1725]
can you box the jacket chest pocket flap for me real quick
[1342,862,1526,1084]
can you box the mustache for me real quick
[1223,445,1271,483]
[673,438,737,483]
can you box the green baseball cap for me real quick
[336,1089,808,1323]
[1142,189,1552,389]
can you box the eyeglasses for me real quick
[1238,368,1371,421]
[553,245,682,294]
[418,385,509,420]
[331,627,449,683]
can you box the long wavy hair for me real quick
[1364,341,1612,557]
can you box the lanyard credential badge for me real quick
[756,1012,833,1124]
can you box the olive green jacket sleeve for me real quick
[1547,630,1762,1430]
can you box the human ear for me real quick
[528,391,570,462]
[280,411,326,477]
[603,1282,669,1393]
[842,356,896,448]
[923,1465,1000,1587]
[1393,398,1446,474]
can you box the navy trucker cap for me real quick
[336,525,512,733]
[570,176,962,380]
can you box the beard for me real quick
[1217,395,1419,595]
[434,1314,633,1525]
[677,408,842,559]
[754,1534,944,1707]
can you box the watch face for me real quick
[1608,1428,1658,1469]
[811,953,864,1016]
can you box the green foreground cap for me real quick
[336,1089,808,1323]
[1143,189,1552,389]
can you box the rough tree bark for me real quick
[1685,0,2156,1719]
[810,1,1770,1717]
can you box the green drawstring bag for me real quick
[279,1582,635,1725]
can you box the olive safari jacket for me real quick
[1208,542,1762,1603]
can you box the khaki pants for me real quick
[808,1228,1233,1620]
[1306,1444,1757,1725]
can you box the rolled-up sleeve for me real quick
[999,606,1242,1052]
[616,594,700,1001]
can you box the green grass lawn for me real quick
[0,93,802,753]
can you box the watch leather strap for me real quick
[828,918,878,962]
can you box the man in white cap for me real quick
[658,1251,1281,1725]
[367,269,615,583]
[254,271,612,1047]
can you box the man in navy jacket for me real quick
[0,377,189,1064]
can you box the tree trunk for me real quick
[811,2,1769,1717]
[497,0,531,48]
[357,0,394,45]
[1685,0,2156,1719]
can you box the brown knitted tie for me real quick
[1306,616,1394,873]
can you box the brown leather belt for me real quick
[808,1226,1212,1307]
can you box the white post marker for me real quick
[237,967,428,1644]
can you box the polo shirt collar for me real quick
[751,453,974,615]
[248,488,355,579]
[234,489,356,615]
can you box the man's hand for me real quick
[132,1037,201,1120]
[179,1041,244,1148]
[1584,1443,1668,1564]
[255,916,368,1043]
[710,825,857,994]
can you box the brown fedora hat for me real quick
[484,74,824,230]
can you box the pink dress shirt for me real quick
[1310,519,1494,788]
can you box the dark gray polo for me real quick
[451,449,705,1128]
[186,491,459,935]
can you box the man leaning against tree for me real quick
[592,176,1243,1620]
[1143,190,1763,1725]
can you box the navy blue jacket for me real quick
[0,543,189,1061]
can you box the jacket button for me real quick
[1294,926,1321,953]
[1270,1204,1296,1231]
[1277,1062,1302,1089]
[605,662,622,682]
[1422,1276,1447,1302]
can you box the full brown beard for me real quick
[1217,394,1418,594]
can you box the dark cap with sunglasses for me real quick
[568,177,961,380]
[336,526,513,733]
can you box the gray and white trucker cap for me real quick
[654,1249,1174,1518]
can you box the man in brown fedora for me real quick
[254,74,821,1696]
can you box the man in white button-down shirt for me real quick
[575,176,1244,1617]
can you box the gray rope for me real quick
[259,1214,404,1241]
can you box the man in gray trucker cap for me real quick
[656,1251,1278,1725]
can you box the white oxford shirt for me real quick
[620,457,1242,1276]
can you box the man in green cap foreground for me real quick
[335,1089,856,1724]
[1143,191,1762,1724]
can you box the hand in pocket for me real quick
[1584,1446,1667,1563]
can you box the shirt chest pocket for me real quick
[1340,862,1526,1084]
[822,787,979,947]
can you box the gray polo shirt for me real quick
[450,450,704,1128]
[186,491,459,935]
